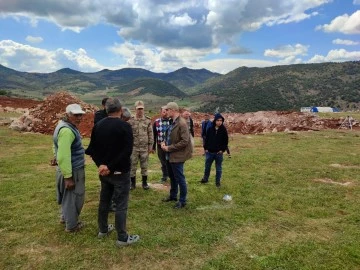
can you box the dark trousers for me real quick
[203,152,223,183]
[157,145,168,179]
[166,161,187,204]
[98,172,130,241]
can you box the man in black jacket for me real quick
[93,97,109,124]
[86,98,140,247]
[200,113,228,187]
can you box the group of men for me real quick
[52,98,228,248]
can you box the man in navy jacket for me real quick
[200,113,228,187]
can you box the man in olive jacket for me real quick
[161,102,192,208]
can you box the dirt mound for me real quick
[189,111,346,136]
[9,92,98,137]
[4,93,357,137]
[153,110,350,136]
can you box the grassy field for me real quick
[0,126,360,269]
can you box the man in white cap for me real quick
[53,103,86,232]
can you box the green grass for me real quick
[1,127,360,269]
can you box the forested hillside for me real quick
[193,61,359,112]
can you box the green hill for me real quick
[113,78,186,97]
[192,61,360,112]
[1,61,359,112]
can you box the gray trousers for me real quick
[56,167,85,230]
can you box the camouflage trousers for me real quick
[130,149,149,177]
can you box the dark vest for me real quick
[53,120,85,170]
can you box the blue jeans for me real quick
[203,152,223,183]
[98,172,130,242]
[167,161,187,204]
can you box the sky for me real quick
[0,0,359,74]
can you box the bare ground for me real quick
[1,92,357,137]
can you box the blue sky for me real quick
[0,0,359,74]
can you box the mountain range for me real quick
[0,61,359,112]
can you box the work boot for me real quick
[142,175,150,190]
[130,177,136,190]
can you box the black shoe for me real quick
[142,184,150,190]
[160,178,168,184]
[130,184,136,190]
[109,203,116,212]
[162,197,177,202]
[200,178,208,184]
[174,202,186,209]
[216,182,221,188]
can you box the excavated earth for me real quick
[0,92,357,137]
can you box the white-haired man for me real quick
[53,104,86,232]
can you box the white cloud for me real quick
[308,49,360,63]
[108,41,277,74]
[25,35,43,43]
[197,58,278,74]
[316,10,360,34]
[279,56,303,65]
[332,39,359,45]
[0,40,103,72]
[264,44,309,58]
[0,0,332,49]
[168,13,197,27]
[109,41,221,73]
[353,0,360,5]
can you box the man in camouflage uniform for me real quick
[129,101,154,190]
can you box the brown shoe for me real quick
[65,221,84,233]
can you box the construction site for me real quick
[1,92,358,138]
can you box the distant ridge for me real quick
[0,61,359,112]
[191,61,360,112]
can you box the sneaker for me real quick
[142,184,150,190]
[216,182,221,188]
[200,178,208,184]
[98,224,115,238]
[130,184,136,190]
[65,221,84,233]
[162,197,177,202]
[174,202,186,209]
[116,235,140,247]
[228,154,231,158]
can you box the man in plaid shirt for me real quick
[153,106,172,183]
